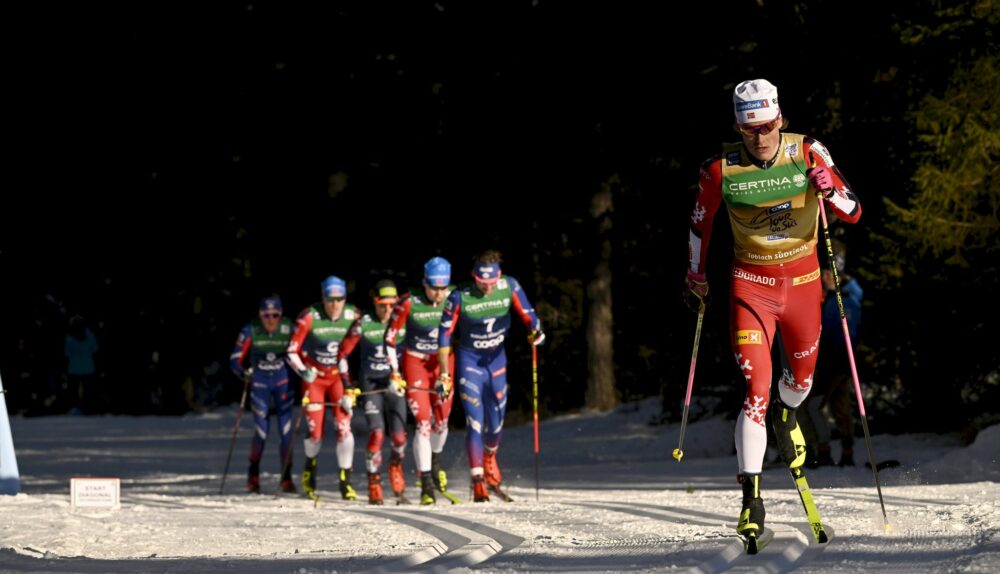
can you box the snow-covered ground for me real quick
[1,399,997,573]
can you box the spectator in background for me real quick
[65,315,99,414]
[801,239,862,467]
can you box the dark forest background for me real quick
[3,1,997,439]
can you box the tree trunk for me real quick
[586,179,616,411]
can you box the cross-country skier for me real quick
[286,276,361,500]
[338,279,408,505]
[229,295,296,493]
[383,257,457,505]
[438,250,545,502]
[684,79,861,542]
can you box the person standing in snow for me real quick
[228,296,296,493]
[64,315,99,414]
[337,279,408,505]
[801,238,862,467]
[683,79,861,540]
[286,276,361,500]
[383,257,457,505]
[438,250,545,502]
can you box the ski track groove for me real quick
[577,500,835,573]
[362,509,470,572]
[427,511,526,556]
[355,506,525,572]
[121,492,835,572]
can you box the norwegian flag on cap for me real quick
[733,79,780,124]
[472,262,501,284]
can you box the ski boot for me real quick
[419,471,436,505]
[388,454,410,504]
[431,452,448,492]
[770,398,807,469]
[483,449,512,500]
[472,475,490,503]
[736,473,766,549]
[247,460,261,494]
[368,473,384,506]
[302,457,318,499]
[483,449,503,488]
[280,463,297,493]
[389,454,406,495]
[339,469,357,501]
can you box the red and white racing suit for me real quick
[689,133,861,473]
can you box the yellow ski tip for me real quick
[672,448,684,462]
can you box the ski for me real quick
[489,483,513,502]
[305,491,326,507]
[414,479,462,505]
[305,488,355,507]
[738,526,775,555]
[438,488,462,505]
[789,467,829,543]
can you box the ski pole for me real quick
[811,152,890,529]
[673,299,705,462]
[219,371,252,494]
[356,385,422,396]
[532,345,540,501]
[356,388,391,396]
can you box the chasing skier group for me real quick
[229,78,862,547]
[230,250,544,505]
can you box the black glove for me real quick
[683,271,710,312]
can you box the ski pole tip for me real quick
[884,521,894,532]
[672,448,684,462]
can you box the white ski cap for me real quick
[733,79,780,124]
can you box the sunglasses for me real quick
[260,312,281,319]
[737,117,781,137]
[326,297,346,302]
